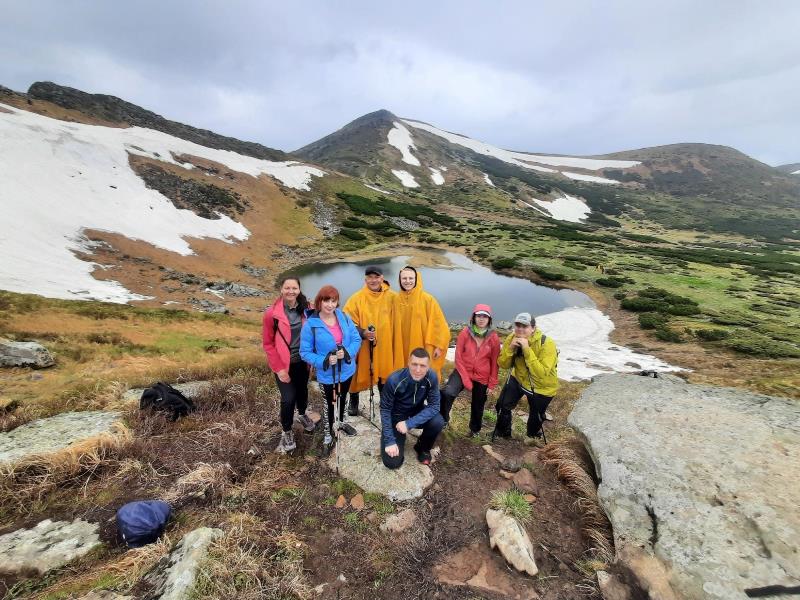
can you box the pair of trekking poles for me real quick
[321,345,351,463]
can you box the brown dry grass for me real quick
[540,438,614,562]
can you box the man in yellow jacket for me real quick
[495,312,559,443]
[343,265,397,418]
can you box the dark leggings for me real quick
[440,370,489,432]
[495,376,553,437]
[320,377,352,431]
[275,361,309,432]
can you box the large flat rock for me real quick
[143,526,222,600]
[0,410,123,467]
[329,392,433,501]
[0,518,101,574]
[569,374,800,600]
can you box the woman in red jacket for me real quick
[440,304,501,435]
[262,276,315,453]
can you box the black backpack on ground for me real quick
[140,382,196,420]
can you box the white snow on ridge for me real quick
[483,173,495,187]
[531,194,590,223]
[387,122,421,167]
[446,307,681,381]
[429,167,445,185]
[391,169,419,188]
[792,169,800,175]
[402,119,639,176]
[365,183,393,195]
[562,171,620,185]
[0,103,296,302]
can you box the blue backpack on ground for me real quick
[116,500,171,547]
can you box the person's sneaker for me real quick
[276,430,296,453]
[338,422,358,437]
[322,433,334,457]
[347,397,359,417]
[296,412,316,433]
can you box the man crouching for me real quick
[381,348,445,468]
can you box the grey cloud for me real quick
[1,0,798,164]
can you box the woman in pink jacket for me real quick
[262,276,315,453]
[440,304,501,435]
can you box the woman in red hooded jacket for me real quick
[440,304,501,435]
[262,276,315,453]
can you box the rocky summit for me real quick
[569,373,800,600]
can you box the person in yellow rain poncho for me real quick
[393,266,451,382]
[342,265,397,419]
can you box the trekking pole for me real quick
[334,359,342,474]
[367,325,376,424]
[491,364,514,443]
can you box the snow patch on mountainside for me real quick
[792,169,800,175]
[483,173,495,187]
[531,195,591,223]
[402,119,638,180]
[391,169,419,188]
[429,167,444,185]
[387,122,421,167]
[563,171,620,185]
[0,103,293,302]
[365,183,393,195]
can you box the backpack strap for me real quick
[273,316,291,351]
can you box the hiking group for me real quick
[262,264,559,469]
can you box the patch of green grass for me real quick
[270,486,305,503]
[488,489,532,524]
[343,511,367,532]
[331,478,361,497]
[364,492,394,515]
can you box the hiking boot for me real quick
[296,412,316,433]
[276,430,296,453]
[322,433,334,457]
[338,422,358,437]
[347,396,359,417]
[416,449,432,465]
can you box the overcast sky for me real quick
[2,1,798,165]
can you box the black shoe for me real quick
[469,429,480,437]
[347,397,359,417]
[338,422,357,436]
[416,450,432,465]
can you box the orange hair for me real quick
[314,285,340,312]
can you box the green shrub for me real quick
[621,297,668,312]
[596,277,625,288]
[655,327,684,342]
[613,291,627,300]
[696,328,730,341]
[339,228,367,241]
[534,269,566,281]
[724,331,800,358]
[491,257,518,270]
[666,303,701,316]
[638,312,669,330]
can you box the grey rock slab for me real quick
[485,508,538,576]
[0,410,122,467]
[0,518,101,574]
[0,338,55,368]
[144,526,222,600]
[330,414,433,502]
[569,373,800,600]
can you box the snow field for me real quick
[391,169,419,188]
[387,121,421,166]
[429,167,445,185]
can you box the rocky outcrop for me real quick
[0,338,55,368]
[485,509,538,576]
[0,519,101,574]
[143,527,222,600]
[0,410,124,467]
[569,373,800,600]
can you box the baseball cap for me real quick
[513,312,532,326]
[364,265,383,276]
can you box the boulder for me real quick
[0,518,101,574]
[143,527,222,600]
[0,338,55,368]
[434,542,539,600]
[485,509,538,576]
[331,414,433,502]
[380,508,417,534]
[569,374,800,600]
[512,468,537,494]
[0,410,124,467]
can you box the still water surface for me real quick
[286,251,594,323]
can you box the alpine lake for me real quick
[284,248,594,324]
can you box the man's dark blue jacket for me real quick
[380,367,440,446]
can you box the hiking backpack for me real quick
[139,382,196,421]
[116,500,171,547]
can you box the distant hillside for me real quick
[23,81,288,161]
[777,162,800,174]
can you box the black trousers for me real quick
[440,370,489,433]
[380,404,444,470]
[495,376,553,438]
[275,361,309,432]
[320,377,352,430]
